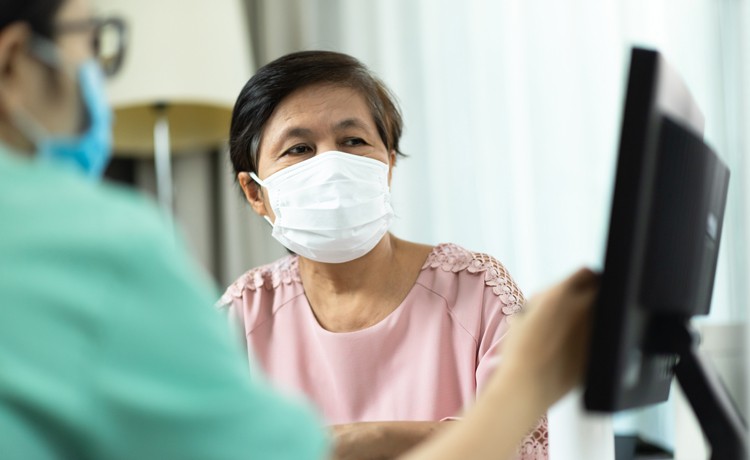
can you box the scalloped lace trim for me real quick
[518,415,548,459]
[422,243,524,316]
[216,255,300,307]
[218,243,524,316]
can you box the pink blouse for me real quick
[217,243,547,458]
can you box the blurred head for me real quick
[0,0,95,152]
[0,0,66,38]
[230,50,405,221]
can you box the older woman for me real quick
[218,50,545,459]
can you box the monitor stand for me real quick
[654,319,747,460]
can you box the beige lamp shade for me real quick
[95,0,254,157]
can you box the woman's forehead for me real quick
[265,84,375,133]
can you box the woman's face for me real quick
[0,0,94,152]
[239,83,396,222]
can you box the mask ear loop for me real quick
[29,35,80,81]
[248,171,266,187]
[9,109,48,147]
[248,171,274,227]
[29,35,62,68]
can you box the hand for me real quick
[331,421,443,460]
[499,268,599,409]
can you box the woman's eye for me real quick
[284,144,312,155]
[343,137,366,147]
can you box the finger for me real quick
[567,267,600,290]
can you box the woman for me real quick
[220,51,545,459]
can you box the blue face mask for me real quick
[38,60,113,179]
[13,45,113,179]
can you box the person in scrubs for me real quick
[0,0,597,459]
[0,0,325,458]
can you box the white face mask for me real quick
[250,151,394,264]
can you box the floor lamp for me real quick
[96,0,253,215]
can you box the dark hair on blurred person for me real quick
[0,0,66,37]
[229,50,405,177]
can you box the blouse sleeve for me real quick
[216,290,248,359]
[471,252,524,394]
[471,256,549,460]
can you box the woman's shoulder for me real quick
[216,254,301,308]
[421,243,524,317]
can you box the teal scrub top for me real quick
[0,147,329,460]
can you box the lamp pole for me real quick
[153,103,173,215]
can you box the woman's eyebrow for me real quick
[279,126,314,140]
[333,118,370,132]
[272,119,370,150]
[265,127,312,155]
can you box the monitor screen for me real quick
[583,47,730,412]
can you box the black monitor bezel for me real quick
[584,47,708,411]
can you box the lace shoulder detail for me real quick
[422,243,524,316]
[215,255,300,308]
[518,415,548,459]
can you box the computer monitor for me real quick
[583,47,744,459]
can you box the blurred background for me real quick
[97,0,749,458]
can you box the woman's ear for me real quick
[0,24,38,153]
[238,172,269,218]
[0,23,30,118]
[387,150,397,185]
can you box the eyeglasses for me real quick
[54,17,128,77]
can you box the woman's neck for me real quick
[298,234,432,332]
[298,233,398,294]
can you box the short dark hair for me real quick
[0,0,66,38]
[229,50,405,177]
